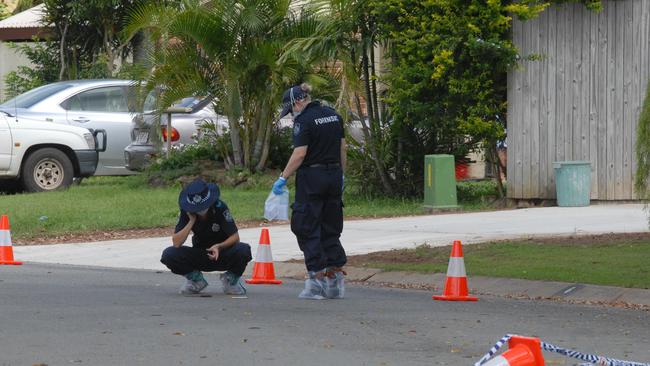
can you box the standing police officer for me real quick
[272,83,347,300]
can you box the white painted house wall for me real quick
[0,4,47,102]
[0,41,31,102]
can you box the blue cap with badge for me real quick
[178,179,220,213]
[279,85,308,118]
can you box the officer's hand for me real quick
[187,213,197,224]
[207,245,220,261]
[272,177,287,195]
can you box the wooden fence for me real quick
[507,0,650,200]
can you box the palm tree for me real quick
[124,0,323,172]
[280,0,394,194]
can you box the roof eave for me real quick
[0,27,54,41]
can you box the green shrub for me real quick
[268,127,293,169]
[0,2,10,21]
[457,180,501,203]
[635,79,650,199]
[144,139,220,185]
[143,124,292,187]
[148,143,218,173]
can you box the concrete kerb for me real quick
[17,259,649,309]
[262,263,650,309]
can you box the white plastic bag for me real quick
[264,188,289,221]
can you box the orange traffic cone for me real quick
[483,336,545,366]
[245,228,282,285]
[0,215,22,265]
[432,240,477,301]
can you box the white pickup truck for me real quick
[0,110,106,192]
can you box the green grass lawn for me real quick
[347,240,650,289]
[5,175,646,288]
[1,176,179,240]
[0,175,429,241]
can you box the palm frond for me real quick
[122,2,181,43]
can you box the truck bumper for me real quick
[74,149,99,177]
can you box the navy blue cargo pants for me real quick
[160,242,252,277]
[291,165,347,272]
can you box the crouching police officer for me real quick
[161,178,252,295]
[273,83,347,299]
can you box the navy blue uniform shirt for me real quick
[292,101,344,167]
[174,200,238,249]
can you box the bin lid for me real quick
[553,160,591,169]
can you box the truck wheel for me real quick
[22,148,74,192]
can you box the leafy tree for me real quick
[0,2,10,20]
[366,0,517,196]
[3,41,59,99]
[11,0,43,14]
[42,0,148,79]
[281,0,396,194]
[3,1,150,98]
[125,0,324,172]
[634,79,650,200]
[349,0,604,197]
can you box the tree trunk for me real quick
[131,31,150,67]
[242,112,251,169]
[229,117,243,169]
[58,22,69,80]
[487,145,505,198]
[359,43,392,194]
[336,74,348,112]
[369,33,381,125]
[251,101,270,169]
[225,78,244,168]
[255,115,273,172]
[103,28,115,75]
[361,43,376,132]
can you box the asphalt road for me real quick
[1,264,649,366]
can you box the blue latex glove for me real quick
[272,177,287,195]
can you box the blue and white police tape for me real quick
[474,334,513,366]
[541,340,650,366]
[475,334,650,366]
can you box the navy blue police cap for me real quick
[280,85,308,118]
[179,178,220,213]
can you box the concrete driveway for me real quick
[13,204,649,271]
